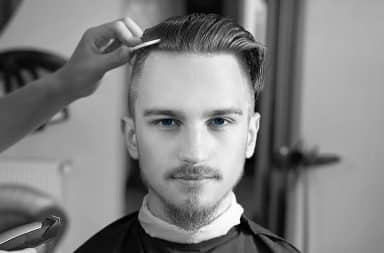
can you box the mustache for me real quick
[166,164,222,180]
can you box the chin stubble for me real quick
[161,189,231,231]
[141,163,243,231]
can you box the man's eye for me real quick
[208,117,231,128]
[154,119,178,128]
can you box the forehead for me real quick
[133,51,250,115]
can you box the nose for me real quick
[178,125,209,164]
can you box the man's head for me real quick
[127,13,264,117]
[123,13,264,230]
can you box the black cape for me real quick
[74,212,300,253]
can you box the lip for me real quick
[172,176,214,181]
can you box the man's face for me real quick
[125,51,259,222]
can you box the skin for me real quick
[124,51,260,230]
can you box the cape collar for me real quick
[138,192,244,244]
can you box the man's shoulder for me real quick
[73,212,301,253]
[240,215,301,253]
[74,211,139,253]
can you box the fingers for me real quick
[92,17,143,54]
[122,17,143,37]
[97,38,122,54]
[63,16,144,83]
[110,19,141,47]
[103,45,132,70]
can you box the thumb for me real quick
[102,45,133,70]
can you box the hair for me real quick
[128,13,265,117]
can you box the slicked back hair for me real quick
[128,13,265,117]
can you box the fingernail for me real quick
[98,38,116,53]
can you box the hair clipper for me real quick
[0,215,62,251]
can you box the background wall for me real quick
[0,1,126,252]
[292,0,384,252]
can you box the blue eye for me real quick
[209,117,231,128]
[212,118,226,125]
[160,119,175,126]
[153,118,179,128]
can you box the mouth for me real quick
[167,165,221,183]
[171,175,217,181]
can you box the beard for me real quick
[140,162,243,231]
[150,184,231,231]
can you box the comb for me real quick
[130,39,161,52]
[98,38,161,54]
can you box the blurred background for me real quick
[0,0,383,252]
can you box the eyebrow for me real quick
[143,108,243,118]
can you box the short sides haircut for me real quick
[128,13,265,117]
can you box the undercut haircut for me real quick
[128,13,265,117]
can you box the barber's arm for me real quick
[0,18,143,153]
[0,250,35,253]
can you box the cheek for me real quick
[136,126,176,176]
[215,126,248,173]
[219,124,248,154]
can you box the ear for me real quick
[121,117,139,159]
[246,112,260,158]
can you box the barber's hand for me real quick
[55,17,143,101]
[0,249,36,253]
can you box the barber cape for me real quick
[75,195,300,253]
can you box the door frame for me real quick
[254,0,306,236]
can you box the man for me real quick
[75,13,299,253]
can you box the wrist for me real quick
[53,64,102,101]
[41,71,77,106]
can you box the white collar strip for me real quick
[138,192,244,244]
